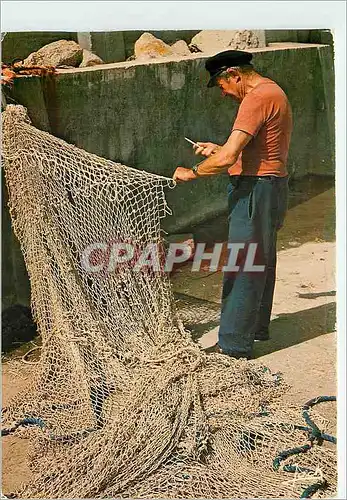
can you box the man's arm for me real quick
[173,130,252,182]
[194,130,252,177]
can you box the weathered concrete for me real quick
[265,29,333,46]
[88,32,126,63]
[1,171,31,311]
[2,30,334,66]
[2,43,335,312]
[7,43,335,231]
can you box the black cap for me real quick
[205,50,253,87]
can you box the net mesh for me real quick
[2,105,336,498]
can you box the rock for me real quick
[170,40,191,57]
[231,30,263,50]
[79,49,104,68]
[189,44,202,53]
[189,30,265,54]
[23,40,83,68]
[134,32,173,60]
[288,240,301,248]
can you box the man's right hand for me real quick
[194,142,221,157]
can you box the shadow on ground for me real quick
[175,292,220,339]
[253,301,336,358]
[297,290,336,300]
[176,292,336,358]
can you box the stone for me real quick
[170,40,191,57]
[79,49,104,68]
[189,30,266,54]
[231,30,264,50]
[134,32,173,60]
[288,240,302,248]
[23,40,83,67]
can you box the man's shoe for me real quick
[204,343,252,360]
[254,328,270,341]
[204,343,224,355]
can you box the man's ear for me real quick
[226,68,240,80]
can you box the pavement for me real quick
[175,240,337,408]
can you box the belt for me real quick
[229,175,286,186]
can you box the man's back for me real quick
[230,79,293,177]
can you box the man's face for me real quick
[216,72,242,101]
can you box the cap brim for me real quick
[207,69,224,88]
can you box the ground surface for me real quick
[2,239,337,496]
[2,361,33,495]
[2,177,337,495]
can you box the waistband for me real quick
[229,175,288,185]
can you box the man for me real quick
[173,50,292,360]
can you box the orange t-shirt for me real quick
[229,79,293,177]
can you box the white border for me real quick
[0,1,346,31]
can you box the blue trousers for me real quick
[218,175,289,357]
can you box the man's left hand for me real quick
[173,167,197,183]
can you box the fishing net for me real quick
[2,105,337,498]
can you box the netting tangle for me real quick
[2,105,336,499]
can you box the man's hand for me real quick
[194,142,221,157]
[173,167,197,183]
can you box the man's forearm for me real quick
[195,149,238,177]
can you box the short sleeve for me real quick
[232,94,266,137]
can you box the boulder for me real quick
[231,30,264,50]
[189,30,265,54]
[79,49,104,68]
[134,32,173,60]
[171,40,191,57]
[23,40,83,67]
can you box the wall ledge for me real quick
[47,42,331,76]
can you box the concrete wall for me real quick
[7,43,335,227]
[1,170,31,311]
[2,30,333,65]
[3,43,335,309]
[265,29,333,46]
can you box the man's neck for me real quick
[240,73,268,100]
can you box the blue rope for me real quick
[273,395,336,498]
[3,395,336,499]
[273,443,312,471]
[1,415,96,441]
[301,480,328,499]
[302,396,336,444]
[1,416,45,436]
